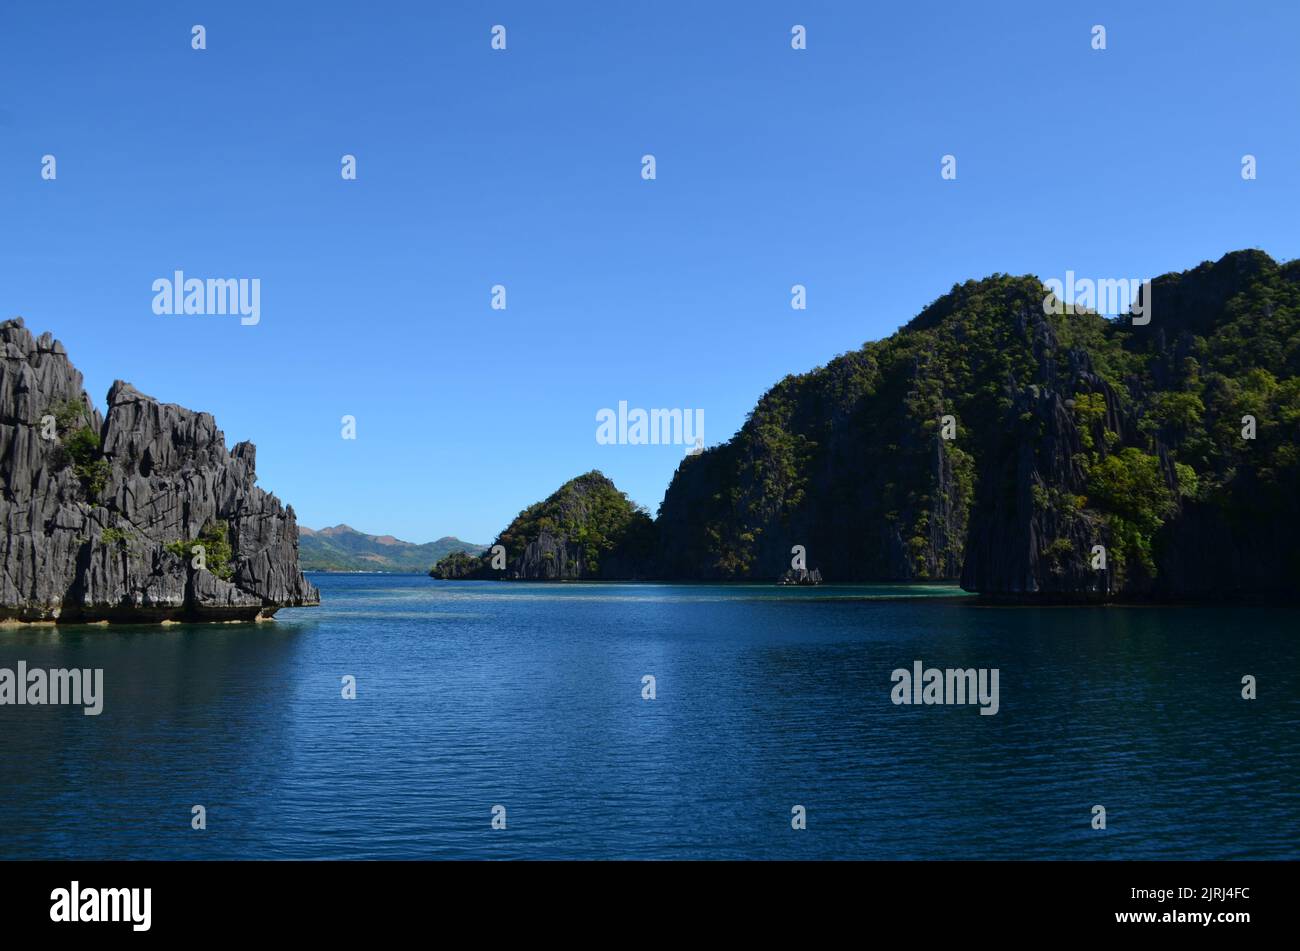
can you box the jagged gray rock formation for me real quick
[506,532,586,580]
[0,317,318,621]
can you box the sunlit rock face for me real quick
[0,317,318,622]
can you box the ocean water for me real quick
[0,573,1296,860]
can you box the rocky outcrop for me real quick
[507,532,588,580]
[777,568,823,585]
[431,471,656,581]
[0,318,319,621]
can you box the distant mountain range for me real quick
[300,524,486,573]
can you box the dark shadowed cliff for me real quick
[0,318,319,621]
[655,249,1300,600]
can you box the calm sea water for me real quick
[1,573,1296,860]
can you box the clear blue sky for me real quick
[2,2,1296,543]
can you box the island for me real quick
[0,318,318,622]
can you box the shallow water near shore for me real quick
[1,573,1296,859]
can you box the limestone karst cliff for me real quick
[655,249,1300,600]
[0,318,318,621]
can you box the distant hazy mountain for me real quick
[300,524,486,572]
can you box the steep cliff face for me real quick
[0,318,319,621]
[965,250,1300,600]
[655,250,1300,600]
[959,335,1135,599]
[1120,251,1300,600]
[656,276,1036,583]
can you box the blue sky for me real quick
[2,1,1297,543]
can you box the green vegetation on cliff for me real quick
[655,249,1299,599]
[496,471,654,576]
[165,520,234,580]
[48,398,110,497]
[431,471,655,581]
[444,250,1298,600]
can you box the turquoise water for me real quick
[0,573,1296,859]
